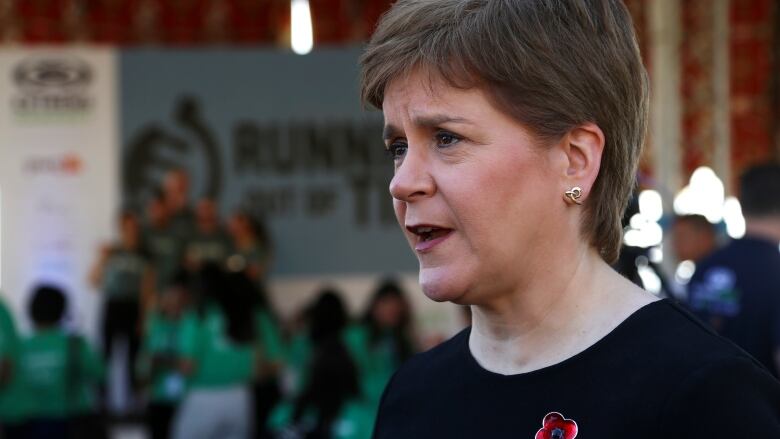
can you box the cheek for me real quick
[393,199,406,224]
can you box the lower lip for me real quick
[415,231,453,252]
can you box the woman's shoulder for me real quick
[615,299,761,366]
[388,327,471,384]
[657,351,780,437]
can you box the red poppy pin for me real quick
[535,412,578,439]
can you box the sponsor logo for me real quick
[11,56,93,116]
[24,153,84,176]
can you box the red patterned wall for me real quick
[729,0,777,176]
[680,0,716,177]
[624,0,654,181]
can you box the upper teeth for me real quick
[417,227,434,233]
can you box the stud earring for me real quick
[564,187,583,205]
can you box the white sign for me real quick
[0,48,119,337]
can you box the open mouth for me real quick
[407,225,453,243]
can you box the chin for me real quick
[418,265,471,304]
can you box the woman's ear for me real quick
[560,122,604,198]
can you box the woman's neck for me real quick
[468,247,656,375]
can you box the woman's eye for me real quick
[436,131,461,147]
[386,142,408,160]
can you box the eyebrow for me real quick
[382,114,473,141]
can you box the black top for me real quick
[373,300,780,438]
[687,236,780,377]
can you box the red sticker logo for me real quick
[535,412,578,439]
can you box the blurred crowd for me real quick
[0,169,417,439]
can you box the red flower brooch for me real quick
[535,412,578,439]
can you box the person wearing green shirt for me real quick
[269,290,374,439]
[15,285,105,438]
[89,210,154,403]
[162,168,197,244]
[137,271,190,439]
[0,295,16,386]
[142,189,185,298]
[171,265,259,439]
[183,199,234,271]
[224,270,286,439]
[0,294,24,438]
[351,279,416,404]
[226,210,272,284]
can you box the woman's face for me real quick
[382,71,567,305]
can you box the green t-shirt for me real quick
[271,326,388,435]
[0,297,17,362]
[268,399,375,439]
[137,312,187,403]
[169,208,196,243]
[14,330,104,419]
[0,297,22,422]
[229,243,270,281]
[283,325,397,402]
[185,231,233,267]
[256,309,285,363]
[101,248,147,299]
[178,307,255,389]
[142,226,183,293]
[343,325,401,404]
[282,332,313,396]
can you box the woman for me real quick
[227,210,273,285]
[137,271,190,439]
[226,268,285,439]
[347,279,414,404]
[89,210,153,402]
[269,290,373,439]
[172,264,257,439]
[360,1,780,438]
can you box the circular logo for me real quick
[14,57,92,94]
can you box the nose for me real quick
[388,147,435,202]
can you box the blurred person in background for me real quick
[163,168,196,241]
[172,264,258,439]
[227,209,273,285]
[672,214,718,264]
[14,285,105,439]
[270,290,372,439]
[143,188,185,301]
[184,198,234,271]
[0,293,23,438]
[347,279,414,405]
[89,210,154,408]
[361,0,780,436]
[687,163,780,377]
[137,270,192,439]
[224,271,286,439]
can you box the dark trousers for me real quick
[147,402,177,439]
[102,298,141,392]
[2,416,106,439]
[0,422,27,439]
[20,419,68,439]
[253,378,282,439]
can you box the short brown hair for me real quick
[361,0,649,263]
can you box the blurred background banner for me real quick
[120,48,417,276]
[0,48,119,335]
